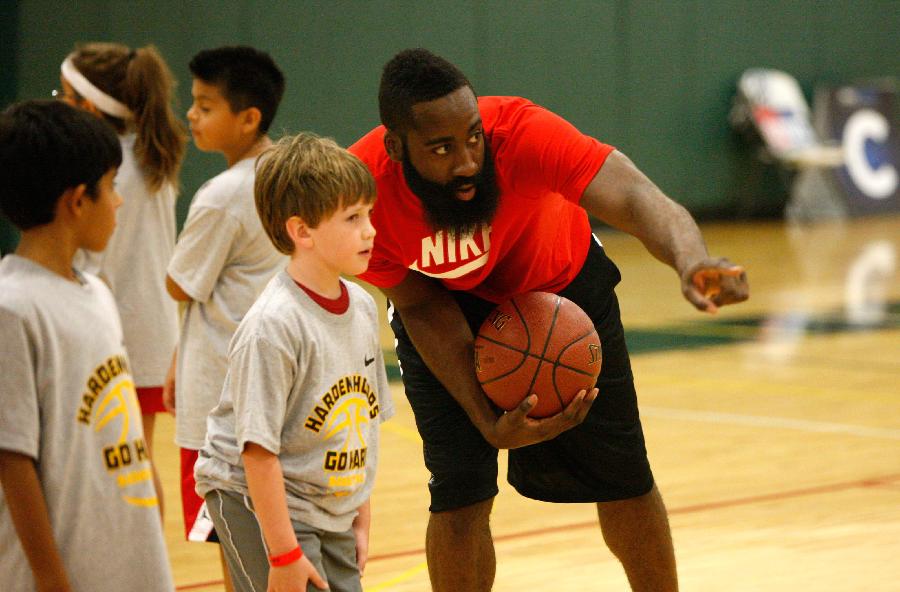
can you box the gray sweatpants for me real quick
[205,489,362,592]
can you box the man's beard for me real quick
[402,141,500,235]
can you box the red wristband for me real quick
[269,545,303,567]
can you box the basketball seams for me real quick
[478,297,594,382]
[510,297,533,354]
[553,327,600,373]
[478,343,597,376]
[479,326,596,364]
[475,297,534,385]
[474,291,602,417]
[551,331,602,395]
[525,295,562,408]
[475,334,528,355]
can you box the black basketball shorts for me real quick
[390,236,655,512]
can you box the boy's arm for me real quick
[242,443,328,591]
[352,499,371,574]
[162,348,177,414]
[165,274,193,302]
[167,206,241,304]
[0,450,72,592]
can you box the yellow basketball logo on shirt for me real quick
[304,374,382,495]
[78,355,158,508]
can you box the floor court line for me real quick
[174,473,900,589]
[175,579,222,591]
[382,421,423,443]
[174,418,898,590]
[364,562,429,592]
[642,406,900,440]
[175,410,899,591]
[354,473,900,569]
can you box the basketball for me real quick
[474,291,602,418]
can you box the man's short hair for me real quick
[379,48,472,133]
[255,132,376,254]
[189,46,285,134]
[0,100,122,230]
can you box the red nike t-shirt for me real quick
[350,96,614,303]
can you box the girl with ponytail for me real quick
[58,42,187,509]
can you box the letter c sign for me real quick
[843,109,898,200]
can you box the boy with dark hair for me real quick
[0,100,173,591]
[194,132,393,592]
[350,48,749,592]
[188,45,285,135]
[164,46,286,569]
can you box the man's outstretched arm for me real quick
[580,150,749,312]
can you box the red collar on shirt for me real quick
[294,280,349,314]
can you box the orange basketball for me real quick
[474,291,602,418]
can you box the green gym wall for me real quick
[2,0,898,253]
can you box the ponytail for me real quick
[123,46,187,191]
[70,43,187,191]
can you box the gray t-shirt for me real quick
[75,134,179,387]
[195,272,394,532]
[0,255,173,592]
[167,156,286,448]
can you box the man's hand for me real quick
[484,387,598,449]
[681,258,749,313]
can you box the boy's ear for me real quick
[240,106,263,136]
[285,216,313,248]
[59,184,90,219]
[384,131,403,163]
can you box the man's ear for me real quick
[285,216,312,247]
[384,131,403,163]
[241,107,263,136]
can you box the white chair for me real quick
[731,68,846,221]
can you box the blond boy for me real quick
[194,132,394,592]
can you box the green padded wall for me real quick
[1,1,19,254]
[2,1,899,253]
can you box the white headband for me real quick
[61,56,133,119]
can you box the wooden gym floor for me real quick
[158,215,900,591]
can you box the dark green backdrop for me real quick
[2,0,899,253]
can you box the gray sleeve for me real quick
[168,206,241,302]
[227,336,296,455]
[363,294,394,422]
[0,309,40,458]
[374,343,394,423]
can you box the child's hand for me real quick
[353,515,370,574]
[162,352,176,415]
[268,554,328,591]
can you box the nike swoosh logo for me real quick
[409,250,490,279]
[364,356,375,366]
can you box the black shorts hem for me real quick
[510,473,655,504]
[429,485,499,514]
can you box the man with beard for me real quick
[349,48,748,592]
